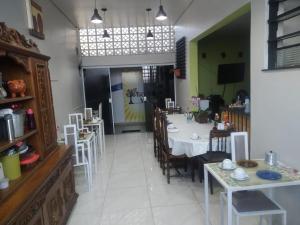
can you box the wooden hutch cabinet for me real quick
[0,23,77,225]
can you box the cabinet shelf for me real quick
[0,96,34,105]
[0,130,37,153]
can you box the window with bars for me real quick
[79,25,175,57]
[268,0,300,69]
[142,66,157,83]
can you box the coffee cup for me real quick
[192,133,199,140]
[222,159,233,169]
[234,168,247,179]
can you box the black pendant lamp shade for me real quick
[146,29,154,39]
[91,0,103,24]
[91,9,103,24]
[156,0,167,21]
[102,8,110,39]
[146,8,154,40]
[103,29,110,39]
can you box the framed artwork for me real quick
[26,0,45,40]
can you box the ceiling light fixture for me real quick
[91,0,103,24]
[156,0,167,21]
[146,8,154,40]
[101,8,110,40]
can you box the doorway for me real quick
[83,68,114,134]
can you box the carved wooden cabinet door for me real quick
[24,209,45,225]
[61,160,76,212]
[31,58,57,156]
[43,183,64,225]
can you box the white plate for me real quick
[218,163,236,170]
[230,173,249,181]
[168,128,179,133]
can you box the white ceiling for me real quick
[51,0,192,28]
[211,12,251,38]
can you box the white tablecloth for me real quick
[167,114,214,157]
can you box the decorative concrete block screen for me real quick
[79,26,175,56]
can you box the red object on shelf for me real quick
[20,153,40,165]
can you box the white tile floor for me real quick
[67,132,258,225]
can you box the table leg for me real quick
[92,134,98,173]
[227,190,232,225]
[267,188,274,225]
[98,124,103,155]
[101,120,105,152]
[204,167,210,225]
[86,141,93,185]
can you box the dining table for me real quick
[204,160,300,225]
[167,114,214,157]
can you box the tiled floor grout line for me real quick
[141,133,158,225]
[95,134,116,224]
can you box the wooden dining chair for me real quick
[199,128,232,194]
[160,113,188,184]
[152,107,159,158]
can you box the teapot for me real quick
[265,151,277,166]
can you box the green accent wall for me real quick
[188,3,251,100]
[198,35,250,104]
[189,41,199,97]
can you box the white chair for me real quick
[64,124,92,191]
[69,113,84,131]
[230,132,249,162]
[165,98,171,109]
[166,101,175,109]
[219,132,286,225]
[84,108,93,121]
[69,112,98,172]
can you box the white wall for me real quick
[0,0,83,132]
[251,1,300,224]
[174,0,249,109]
[81,53,175,67]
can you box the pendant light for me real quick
[146,8,154,40]
[156,0,167,21]
[91,0,102,24]
[101,8,110,40]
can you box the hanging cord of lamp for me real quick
[146,8,154,40]
[91,0,103,23]
[102,8,110,39]
[156,0,167,21]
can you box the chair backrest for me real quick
[98,103,102,119]
[167,101,175,109]
[165,98,171,109]
[209,129,231,152]
[64,124,85,166]
[230,132,249,162]
[161,113,170,152]
[84,108,93,121]
[69,113,84,131]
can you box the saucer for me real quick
[218,163,236,170]
[230,173,249,181]
[191,136,200,140]
[167,127,179,133]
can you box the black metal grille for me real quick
[175,37,186,79]
[268,0,300,69]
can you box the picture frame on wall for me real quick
[25,0,45,40]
